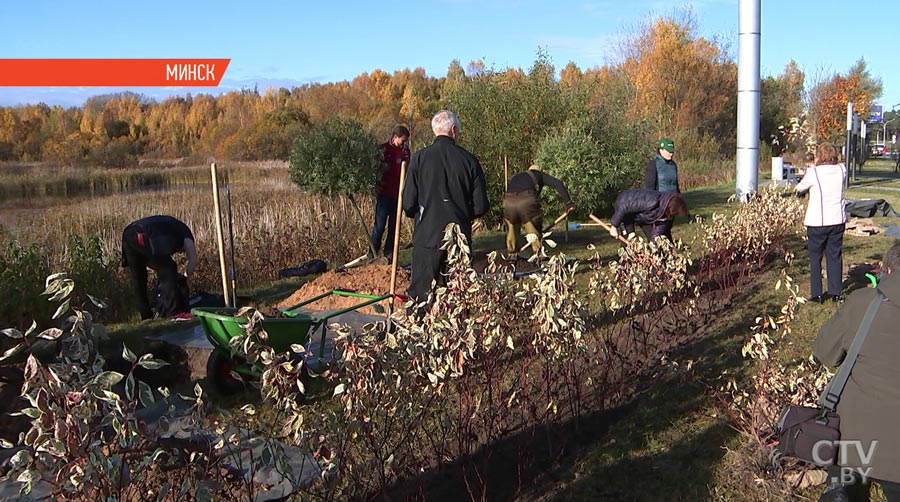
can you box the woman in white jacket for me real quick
[796,142,847,303]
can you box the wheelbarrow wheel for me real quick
[207,348,246,395]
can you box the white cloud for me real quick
[537,34,618,62]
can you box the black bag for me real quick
[774,405,841,465]
[773,291,884,465]
[278,259,327,278]
[153,274,191,317]
[187,290,226,309]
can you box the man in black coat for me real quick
[402,110,489,304]
[608,189,688,242]
[121,215,197,320]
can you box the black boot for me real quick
[819,483,850,502]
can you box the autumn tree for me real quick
[761,61,805,155]
[808,58,883,145]
[0,108,21,160]
[614,9,737,156]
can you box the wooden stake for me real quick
[589,213,630,245]
[503,155,509,188]
[210,163,231,306]
[225,181,237,307]
[348,193,378,258]
[388,161,408,317]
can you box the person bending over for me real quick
[121,215,197,320]
[608,189,688,242]
[502,164,575,258]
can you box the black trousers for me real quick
[408,246,448,305]
[807,224,844,297]
[121,227,185,319]
[823,465,900,501]
[371,193,398,256]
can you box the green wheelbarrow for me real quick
[192,289,389,394]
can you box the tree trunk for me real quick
[348,193,378,258]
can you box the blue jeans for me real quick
[371,194,398,256]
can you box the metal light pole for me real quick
[892,103,900,161]
[736,0,761,201]
[860,120,866,172]
[846,102,853,188]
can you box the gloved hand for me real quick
[565,202,576,213]
[609,226,619,239]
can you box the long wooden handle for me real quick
[543,211,570,233]
[504,155,509,188]
[589,213,629,245]
[388,161,408,310]
[210,163,231,306]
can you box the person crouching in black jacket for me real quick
[121,215,197,320]
[608,189,688,242]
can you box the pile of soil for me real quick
[277,264,409,315]
[255,306,292,318]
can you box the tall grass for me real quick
[679,157,737,190]
[0,161,288,200]
[0,162,404,323]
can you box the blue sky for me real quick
[0,0,896,120]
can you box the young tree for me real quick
[534,112,648,217]
[762,61,805,156]
[289,117,383,256]
[442,52,577,218]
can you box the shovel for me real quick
[388,161,408,318]
[588,214,630,245]
[335,252,373,272]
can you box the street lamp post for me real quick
[884,103,900,165]
[846,102,853,188]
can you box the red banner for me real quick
[0,59,231,86]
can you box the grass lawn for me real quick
[520,169,900,500]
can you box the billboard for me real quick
[870,103,884,122]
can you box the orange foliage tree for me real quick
[0,21,881,170]
[614,10,737,156]
[808,59,882,145]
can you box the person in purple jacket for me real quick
[608,189,688,242]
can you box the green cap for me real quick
[658,138,675,153]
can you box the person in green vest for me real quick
[644,138,680,240]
